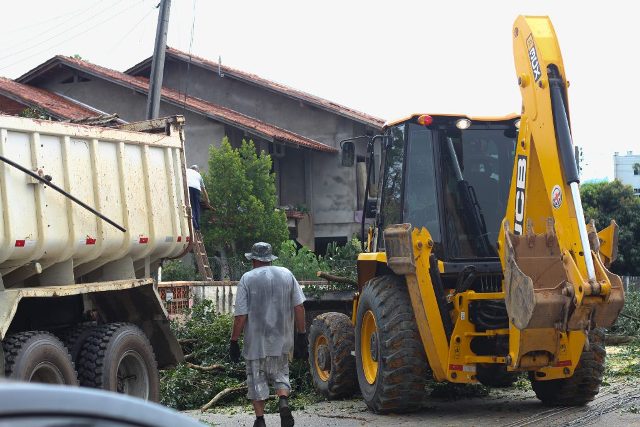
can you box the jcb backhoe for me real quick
[307,15,624,412]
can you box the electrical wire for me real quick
[106,5,157,54]
[182,0,197,114]
[0,2,148,72]
[0,0,127,62]
[0,0,105,52]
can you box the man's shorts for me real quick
[245,354,291,401]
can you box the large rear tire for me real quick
[77,323,159,402]
[355,275,428,413]
[530,328,605,406]
[309,312,357,399]
[3,331,78,385]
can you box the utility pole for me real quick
[146,0,171,120]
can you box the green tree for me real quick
[581,180,640,275]
[202,138,288,257]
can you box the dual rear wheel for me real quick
[2,323,159,401]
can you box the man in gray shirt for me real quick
[230,242,306,427]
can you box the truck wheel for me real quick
[77,323,159,401]
[355,275,428,413]
[3,331,78,385]
[530,328,605,406]
[476,364,519,388]
[58,322,97,363]
[309,312,357,399]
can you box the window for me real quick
[379,125,405,229]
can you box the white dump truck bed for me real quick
[0,115,191,287]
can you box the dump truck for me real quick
[307,16,624,411]
[0,114,189,401]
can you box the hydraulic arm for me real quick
[498,16,624,372]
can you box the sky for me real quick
[1,0,637,181]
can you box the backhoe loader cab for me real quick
[307,15,624,415]
[374,114,519,261]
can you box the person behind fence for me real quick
[229,242,307,427]
[186,164,209,231]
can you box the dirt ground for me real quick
[186,346,640,427]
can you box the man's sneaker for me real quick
[253,417,266,427]
[279,397,294,427]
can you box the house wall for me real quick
[32,70,225,170]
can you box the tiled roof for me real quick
[127,47,385,129]
[23,56,337,153]
[0,76,97,120]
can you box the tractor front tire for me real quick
[308,312,357,399]
[530,328,606,406]
[355,274,429,413]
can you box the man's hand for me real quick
[229,340,241,363]
[293,332,308,360]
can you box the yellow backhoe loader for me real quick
[308,15,624,412]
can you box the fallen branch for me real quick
[178,338,198,345]
[619,312,640,323]
[316,271,357,286]
[201,383,247,412]
[185,362,225,372]
[183,353,194,361]
[605,335,636,345]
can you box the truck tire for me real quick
[58,322,97,363]
[3,331,78,385]
[77,323,159,402]
[530,328,605,406]
[355,275,428,413]
[476,364,519,388]
[309,312,357,399]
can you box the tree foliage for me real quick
[581,180,640,275]
[202,138,289,256]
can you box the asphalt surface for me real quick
[186,379,640,427]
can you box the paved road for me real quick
[186,380,640,427]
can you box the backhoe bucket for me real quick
[503,220,624,332]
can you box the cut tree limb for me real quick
[185,362,225,372]
[316,271,357,286]
[201,383,247,412]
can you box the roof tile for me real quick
[56,56,337,153]
[0,76,97,119]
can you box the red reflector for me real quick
[15,240,25,247]
[417,114,433,126]
[139,237,149,244]
[177,236,182,242]
[449,364,463,371]
[186,236,191,242]
[555,360,572,367]
[86,237,96,245]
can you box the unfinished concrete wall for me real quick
[32,71,224,173]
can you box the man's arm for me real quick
[294,304,306,333]
[231,314,247,340]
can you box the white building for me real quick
[614,151,640,196]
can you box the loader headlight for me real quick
[456,118,471,130]
[514,119,521,129]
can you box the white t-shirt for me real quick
[234,266,306,360]
[186,168,204,191]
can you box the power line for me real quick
[182,0,197,114]
[0,2,145,72]
[106,6,157,55]
[0,0,103,51]
[0,0,128,62]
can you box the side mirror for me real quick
[341,141,355,167]
[364,197,377,218]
